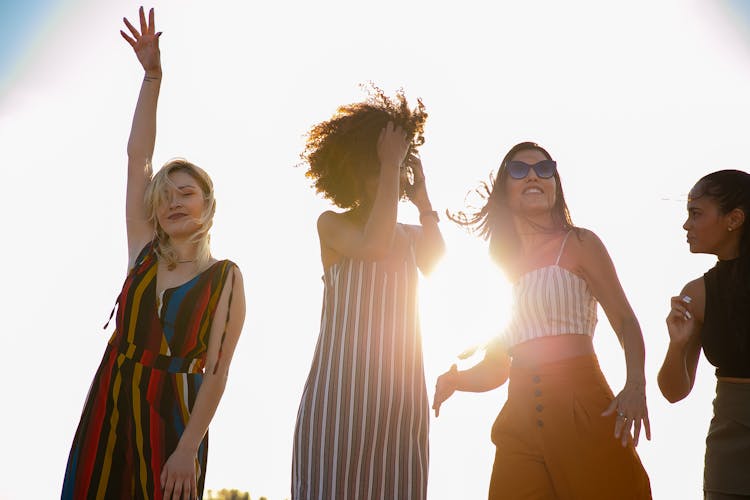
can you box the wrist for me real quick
[625,377,646,390]
[419,209,439,224]
[175,440,199,455]
[144,69,162,80]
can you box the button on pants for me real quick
[488,355,651,500]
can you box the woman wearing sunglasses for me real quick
[433,142,652,499]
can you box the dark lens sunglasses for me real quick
[507,160,557,179]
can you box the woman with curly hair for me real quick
[61,8,245,500]
[659,170,750,499]
[291,88,445,500]
[432,142,652,499]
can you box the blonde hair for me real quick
[144,158,216,270]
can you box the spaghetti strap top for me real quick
[500,230,598,350]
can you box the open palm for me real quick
[120,6,161,74]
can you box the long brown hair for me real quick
[450,142,573,271]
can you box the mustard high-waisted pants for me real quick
[489,354,651,500]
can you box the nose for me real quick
[168,192,182,208]
[682,218,690,231]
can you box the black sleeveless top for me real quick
[701,258,750,378]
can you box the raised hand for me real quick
[120,6,162,75]
[376,122,410,172]
[404,152,431,211]
[666,295,695,346]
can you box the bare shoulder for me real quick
[228,263,244,287]
[681,276,704,297]
[680,276,706,321]
[316,210,348,268]
[566,227,609,264]
[573,227,605,249]
[317,210,344,232]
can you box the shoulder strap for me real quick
[555,230,573,265]
[104,241,156,330]
[212,261,237,375]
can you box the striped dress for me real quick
[292,225,429,500]
[62,242,236,500]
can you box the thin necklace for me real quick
[176,259,196,264]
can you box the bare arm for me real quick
[318,122,409,265]
[120,7,162,265]
[657,279,704,403]
[577,229,650,446]
[160,266,246,500]
[406,154,445,275]
[432,346,510,417]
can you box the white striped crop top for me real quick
[501,231,598,349]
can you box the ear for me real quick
[727,208,746,232]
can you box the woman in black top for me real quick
[658,169,750,499]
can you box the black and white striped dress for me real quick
[292,226,429,500]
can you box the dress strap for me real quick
[555,230,574,265]
[212,263,237,375]
[104,241,156,330]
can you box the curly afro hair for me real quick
[302,83,427,209]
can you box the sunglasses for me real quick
[507,160,557,179]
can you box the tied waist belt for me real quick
[111,340,205,374]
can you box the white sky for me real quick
[2,1,750,499]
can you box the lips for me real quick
[168,213,187,221]
[522,186,544,194]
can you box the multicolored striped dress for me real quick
[292,225,429,500]
[62,242,236,500]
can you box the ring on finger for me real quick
[617,411,627,419]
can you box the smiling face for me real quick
[155,169,207,241]
[504,148,558,217]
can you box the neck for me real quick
[512,214,563,250]
[716,233,742,261]
[166,237,200,262]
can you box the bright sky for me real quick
[2,1,750,499]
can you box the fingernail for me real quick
[681,295,692,304]
[684,311,692,319]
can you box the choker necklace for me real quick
[176,259,196,264]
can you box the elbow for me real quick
[661,389,688,404]
[657,373,690,404]
[203,370,229,394]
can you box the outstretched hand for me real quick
[432,363,459,417]
[120,6,162,75]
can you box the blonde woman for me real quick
[61,8,245,500]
